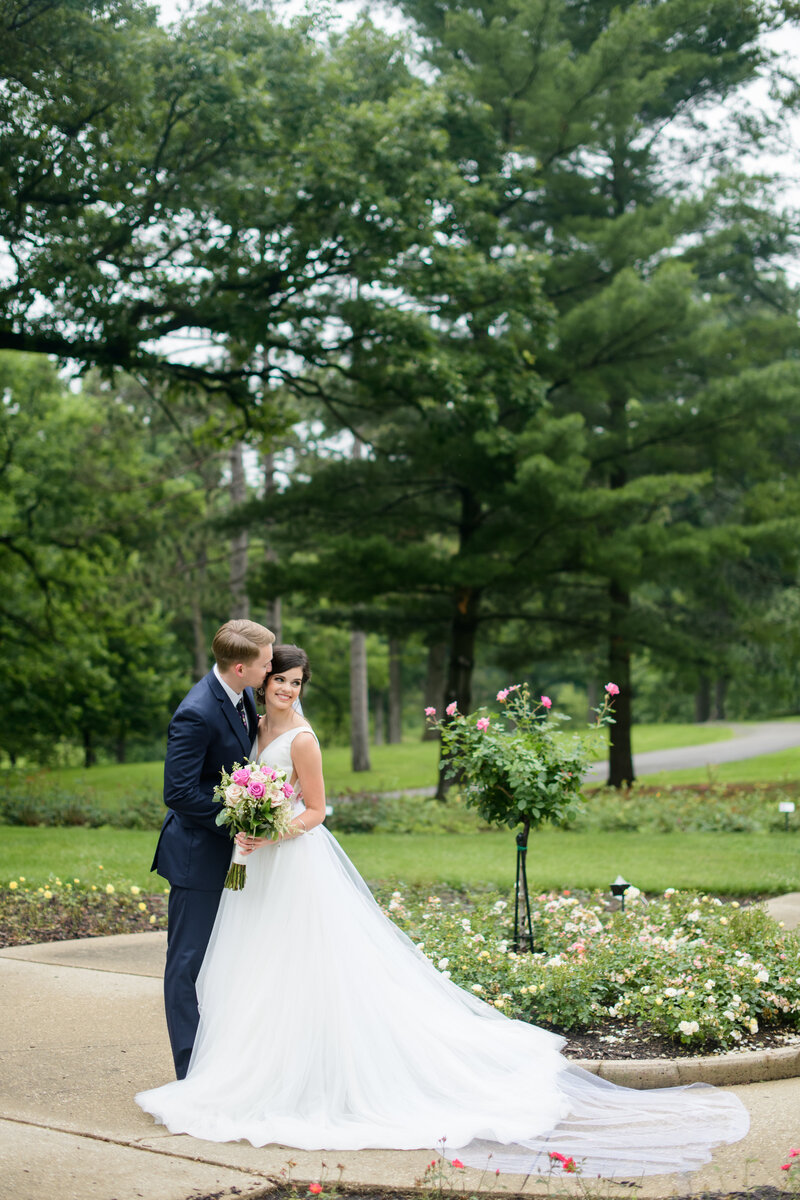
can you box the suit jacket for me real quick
[152,670,258,891]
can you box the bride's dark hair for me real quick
[256,643,311,704]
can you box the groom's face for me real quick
[236,644,273,691]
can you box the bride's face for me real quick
[264,666,304,710]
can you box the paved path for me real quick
[585,719,800,782]
[2,903,800,1200]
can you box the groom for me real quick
[152,618,275,1078]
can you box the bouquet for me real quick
[213,760,297,890]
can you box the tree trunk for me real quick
[388,637,403,743]
[695,674,711,723]
[714,677,729,721]
[262,450,281,640]
[350,630,371,772]
[437,585,482,798]
[83,728,96,769]
[373,691,385,745]
[422,640,447,738]
[229,440,249,619]
[607,580,634,788]
[190,583,207,681]
[115,737,126,764]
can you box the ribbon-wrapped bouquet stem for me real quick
[213,761,296,889]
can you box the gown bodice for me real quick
[251,725,317,811]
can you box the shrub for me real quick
[381,885,800,1049]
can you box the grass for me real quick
[3,824,799,895]
[32,721,741,805]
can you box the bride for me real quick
[136,645,749,1177]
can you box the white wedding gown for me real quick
[136,727,749,1177]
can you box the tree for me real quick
[0,0,466,417]
[0,352,188,763]
[395,0,800,784]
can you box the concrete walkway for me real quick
[585,719,800,782]
[2,896,800,1200]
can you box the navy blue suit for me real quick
[152,670,257,1078]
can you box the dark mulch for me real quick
[188,1185,794,1199]
[562,1023,800,1061]
[0,888,168,947]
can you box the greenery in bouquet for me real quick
[213,761,296,889]
[426,683,618,839]
[379,886,800,1051]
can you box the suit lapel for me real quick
[208,671,252,757]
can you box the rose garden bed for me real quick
[3,876,799,1058]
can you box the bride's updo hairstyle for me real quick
[256,644,311,704]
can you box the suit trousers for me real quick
[164,885,222,1079]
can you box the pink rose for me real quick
[541,695,552,708]
[247,780,266,799]
[605,682,620,696]
[424,706,436,716]
[282,783,294,798]
[476,717,490,730]
[231,768,251,785]
[497,688,509,702]
[446,701,458,716]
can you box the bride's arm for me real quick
[285,730,326,836]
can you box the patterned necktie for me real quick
[236,698,248,733]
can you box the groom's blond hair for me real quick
[212,619,275,671]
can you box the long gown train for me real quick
[136,728,748,1177]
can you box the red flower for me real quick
[308,1185,323,1194]
[781,1165,792,1172]
[452,1159,465,1169]
[549,1152,567,1163]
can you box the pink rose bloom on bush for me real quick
[605,682,620,696]
[247,780,266,799]
[476,717,490,730]
[446,701,458,716]
[541,695,552,708]
[424,706,436,716]
[231,768,251,786]
[497,688,509,702]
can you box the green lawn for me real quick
[3,825,799,896]
[39,721,739,803]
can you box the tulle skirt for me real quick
[136,824,748,1176]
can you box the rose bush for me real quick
[379,885,800,1049]
[426,684,617,838]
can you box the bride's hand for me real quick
[235,832,269,855]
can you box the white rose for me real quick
[438,958,449,970]
[754,969,769,983]
[678,1020,700,1036]
[749,1018,759,1033]
[225,784,245,806]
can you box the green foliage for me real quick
[0,353,189,765]
[431,685,614,834]
[0,774,165,829]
